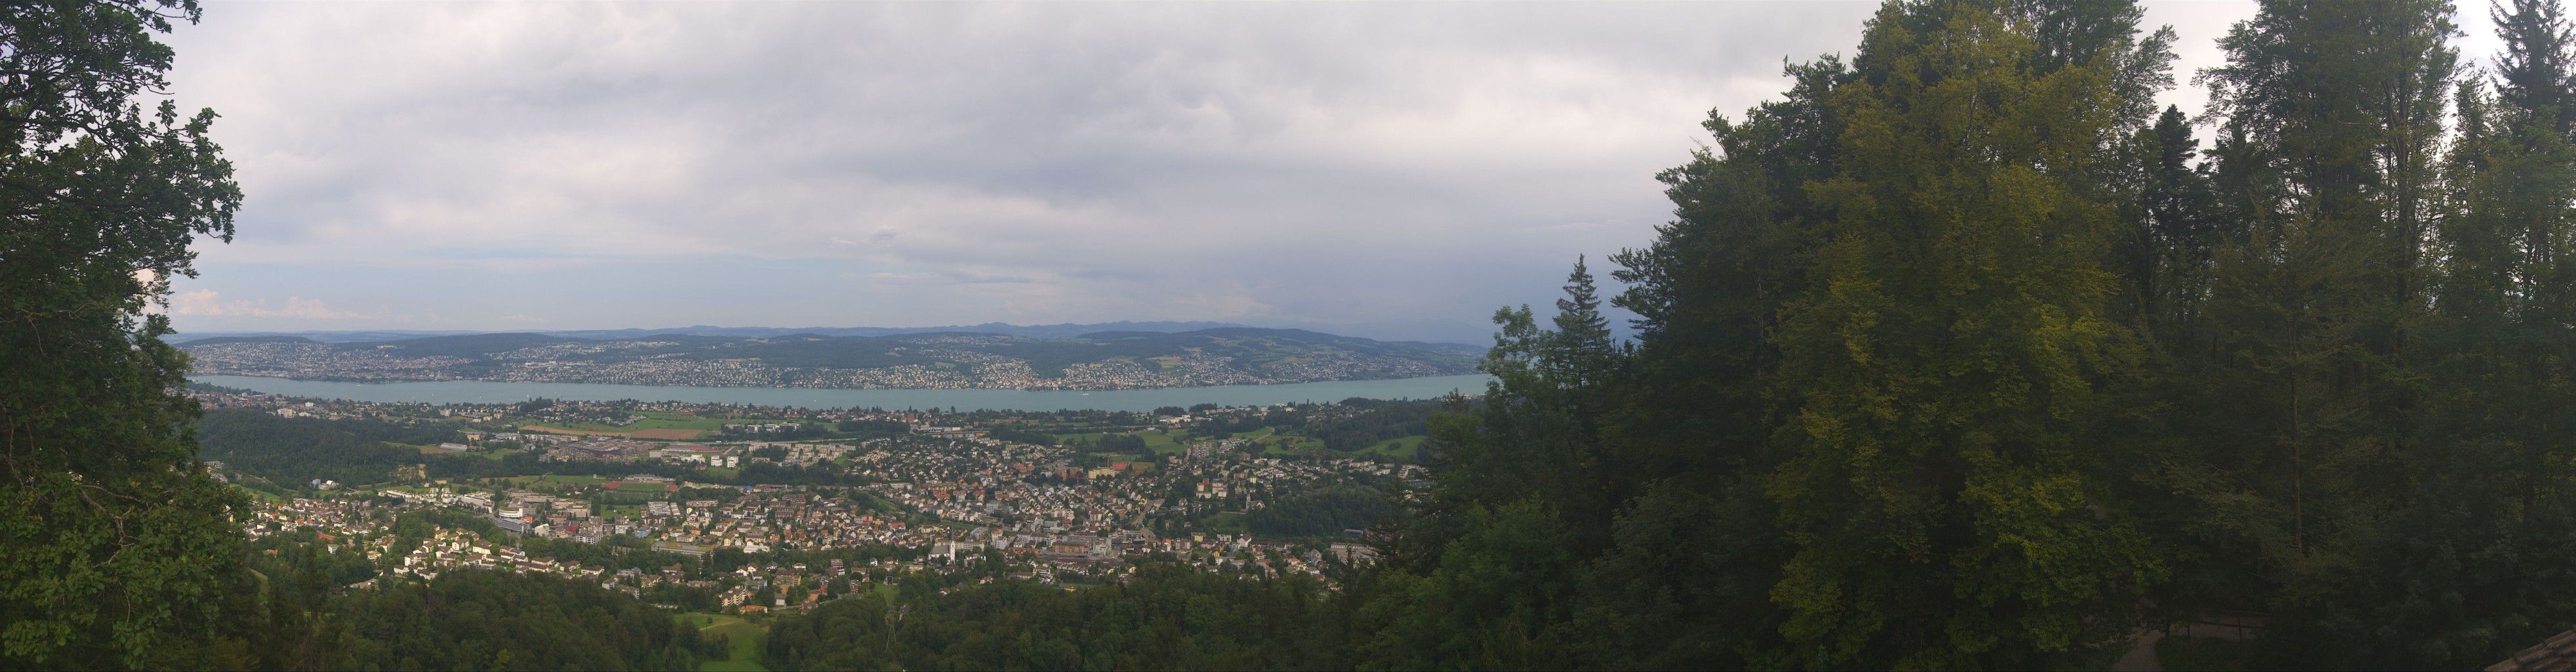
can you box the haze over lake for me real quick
[190,373,1493,412]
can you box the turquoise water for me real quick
[188,374,1493,412]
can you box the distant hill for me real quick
[178,326,1483,390]
[175,335,320,346]
[174,330,481,344]
[539,321,1255,341]
[171,321,1255,345]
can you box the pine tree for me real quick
[2352,2,2576,665]
[2174,0,2462,662]
[2130,106,2220,338]
[2495,0,2575,136]
[1363,259,1629,669]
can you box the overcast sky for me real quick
[153,1,2502,343]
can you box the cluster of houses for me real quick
[211,388,1434,614]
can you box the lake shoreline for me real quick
[188,373,1494,413]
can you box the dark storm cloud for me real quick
[155,1,2261,341]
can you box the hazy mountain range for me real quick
[178,326,1485,390]
[170,320,1284,344]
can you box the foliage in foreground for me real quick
[14,0,2576,670]
[0,0,247,668]
[766,564,1341,671]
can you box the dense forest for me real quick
[765,564,1341,670]
[1360,0,2576,667]
[319,571,713,670]
[1244,486,1396,538]
[12,0,2576,669]
[196,408,451,486]
[1296,398,1443,452]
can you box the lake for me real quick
[188,374,1495,412]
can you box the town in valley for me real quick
[197,385,1433,616]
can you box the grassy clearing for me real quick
[398,441,461,455]
[234,484,287,504]
[1255,435,1327,455]
[1354,435,1426,459]
[1201,511,1249,534]
[1232,427,1326,453]
[677,612,768,671]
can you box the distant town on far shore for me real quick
[174,323,1484,392]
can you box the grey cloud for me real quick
[159,1,2283,341]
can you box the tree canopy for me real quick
[0,1,246,667]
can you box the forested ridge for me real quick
[196,408,453,487]
[11,0,2576,669]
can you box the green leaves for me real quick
[1756,3,2164,666]
[0,1,245,667]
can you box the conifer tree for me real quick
[2347,1,2576,665]
[2172,3,2457,635]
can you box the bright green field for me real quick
[234,484,287,504]
[1201,511,1249,534]
[1219,427,1322,455]
[677,612,768,671]
[398,441,460,455]
[1354,435,1426,459]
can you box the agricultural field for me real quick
[403,442,463,455]
[676,612,768,671]
[1353,436,1426,459]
